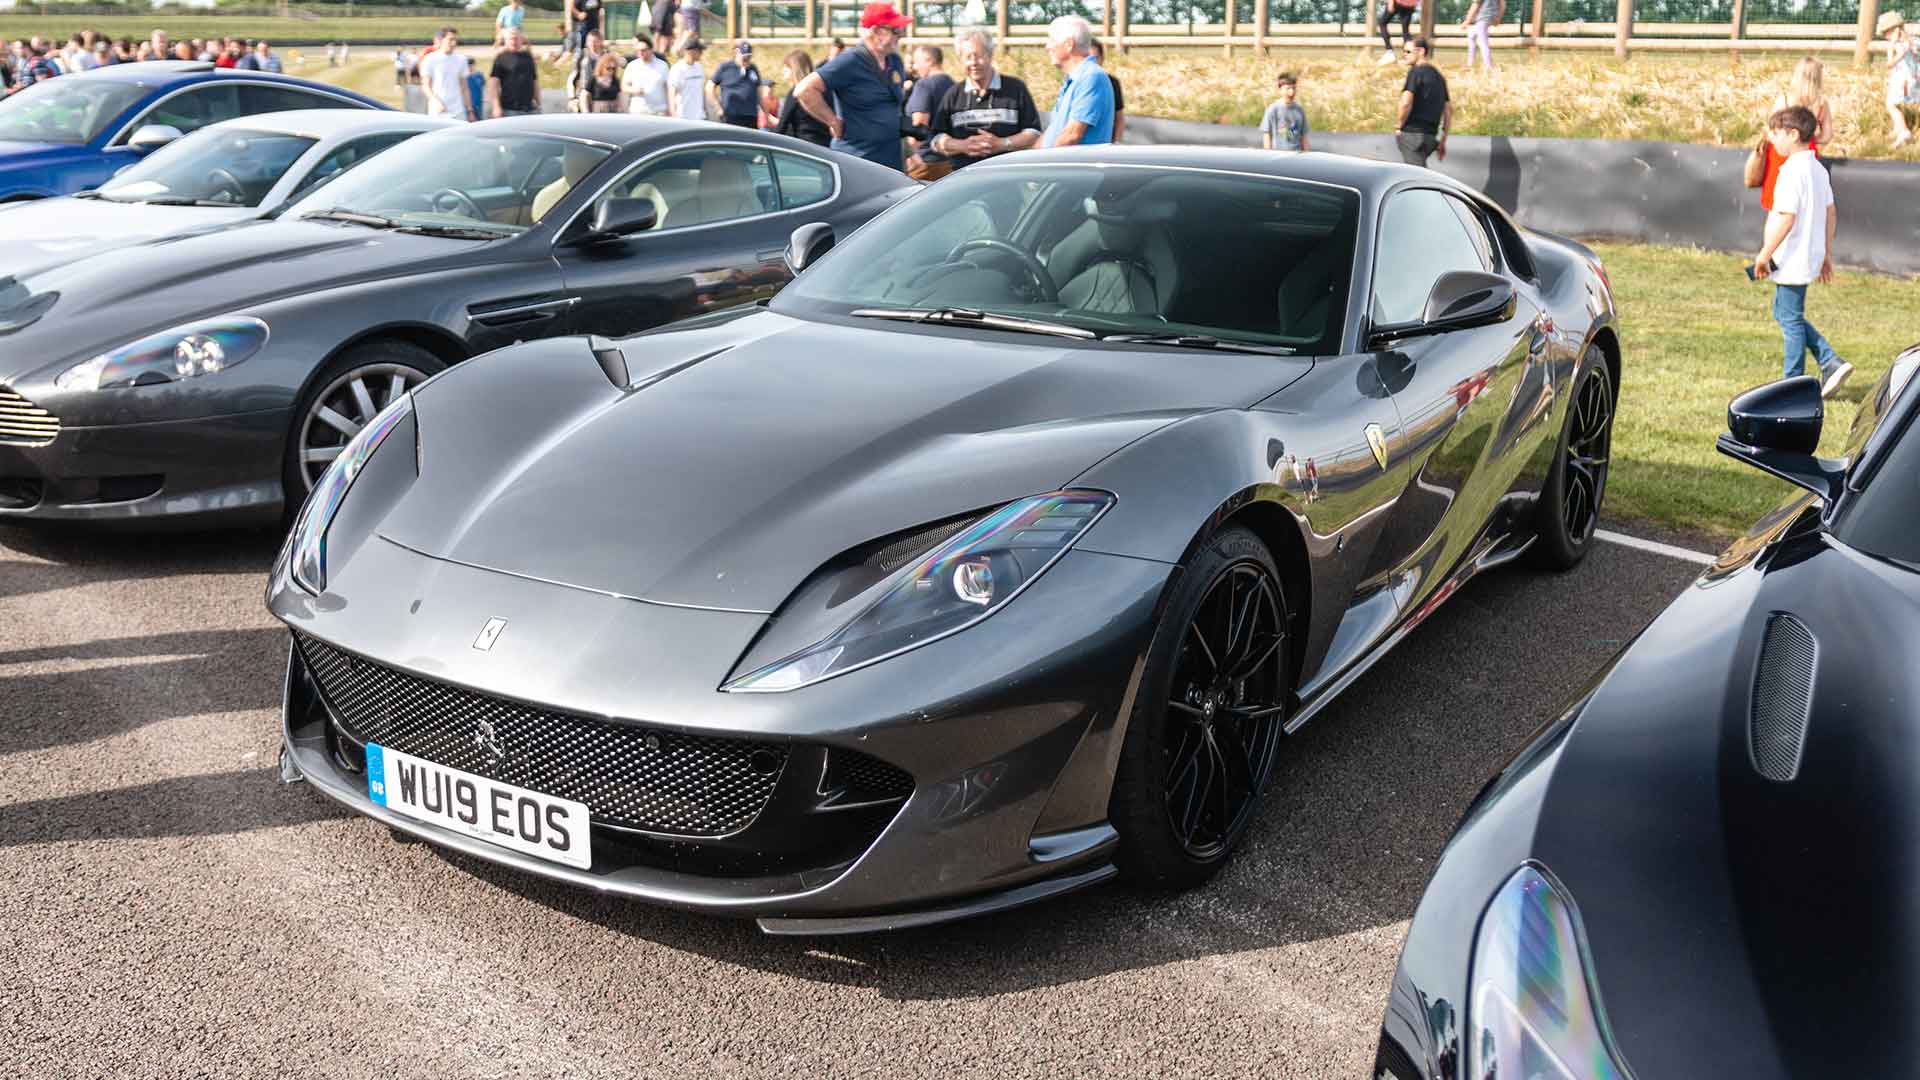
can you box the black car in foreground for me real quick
[270,147,1621,933]
[0,115,911,523]
[1376,347,1920,1078]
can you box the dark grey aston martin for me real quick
[0,115,909,522]
[270,147,1621,932]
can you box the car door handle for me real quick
[469,296,579,328]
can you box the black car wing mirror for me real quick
[784,222,835,275]
[1714,376,1848,503]
[583,197,657,242]
[1366,270,1515,348]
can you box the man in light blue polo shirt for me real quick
[1040,15,1113,148]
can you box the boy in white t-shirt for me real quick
[1754,105,1851,398]
[668,39,708,121]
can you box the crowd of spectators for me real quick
[2,29,283,92]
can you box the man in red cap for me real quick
[793,1,910,170]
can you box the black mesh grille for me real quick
[1751,613,1817,783]
[296,633,788,837]
[825,748,915,802]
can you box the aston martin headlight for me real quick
[725,490,1114,692]
[283,392,413,597]
[55,317,269,391]
[1469,865,1637,1080]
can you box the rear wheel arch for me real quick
[1589,324,1622,408]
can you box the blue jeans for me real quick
[1772,283,1840,380]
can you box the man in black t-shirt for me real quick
[927,28,1042,172]
[1395,37,1450,167]
[488,28,540,116]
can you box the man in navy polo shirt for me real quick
[793,1,911,170]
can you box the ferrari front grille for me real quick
[295,633,790,837]
[0,387,59,446]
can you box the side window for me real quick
[596,146,777,232]
[1446,197,1498,272]
[287,132,417,201]
[1370,189,1490,326]
[137,84,241,136]
[770,151,834,211]
[240,85,361,115]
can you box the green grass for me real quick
[1592,240,1919,539]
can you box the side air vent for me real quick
[0,387,59,446]
[1750,613,1817,782]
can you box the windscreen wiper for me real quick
[301,209,405,229]
[393,223,507,240]
[1102,332,1296,356]
[849,306,1095,340]
[137,196,237,207]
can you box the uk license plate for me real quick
[365,743,592,869]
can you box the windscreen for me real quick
[1833,364,1920,568]
[775,164,1360,354]
[0,78,148,145]
[97,128,315,206]
[285,130,614,236]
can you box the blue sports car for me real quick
[0,60,387,200]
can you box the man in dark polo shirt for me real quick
[709,40,762,128]
[926,27,1040,171]
[1395,36,1451,167]
[487,28,540,116]
[792,2,911,170]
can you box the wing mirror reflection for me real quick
[784,222,835,275]
[1715,376,1847,503]
[127,124,184,152]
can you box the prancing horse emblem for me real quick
[473,617,508,652]
[1365,423,1390,472]
[474,717,505,763]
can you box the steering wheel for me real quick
[205,167,246,203]
[945,237,1058,304]
[428,187,484,219]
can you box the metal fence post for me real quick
[1856,0,1879,69]
[1614,0,1631,59]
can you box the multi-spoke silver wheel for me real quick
[293,362,428,492]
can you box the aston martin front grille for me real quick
[0,387,59,446]
[295,633,789,837]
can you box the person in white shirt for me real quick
[419,28,475,121]
[1754,104,1851,398]
[668,39,708,120]
[622,35,671,114]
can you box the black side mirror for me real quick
[784,222,835,275]
[586,197,656,241]
[1368,270,1515,347]
[1714,376,1847,503]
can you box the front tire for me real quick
[1530,348,1614,571]
[283,342,442,511]
[1110,525,1291,890]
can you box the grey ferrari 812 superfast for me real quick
[269,147,1621,933]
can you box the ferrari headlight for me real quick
[724,490,1114,692]
[282,392,413,597]
[55,317,269,391]
[1469,865,1637,1080]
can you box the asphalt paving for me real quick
[0,520,1702,1079]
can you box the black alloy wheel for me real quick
[1531,348,1614,570]
[1112,525,1291,888]
[1164,563,1289,859]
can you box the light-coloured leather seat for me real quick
[666,155,759,228]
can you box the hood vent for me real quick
[1750,613,1817,782]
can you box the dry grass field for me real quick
[994,45,1920,160]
